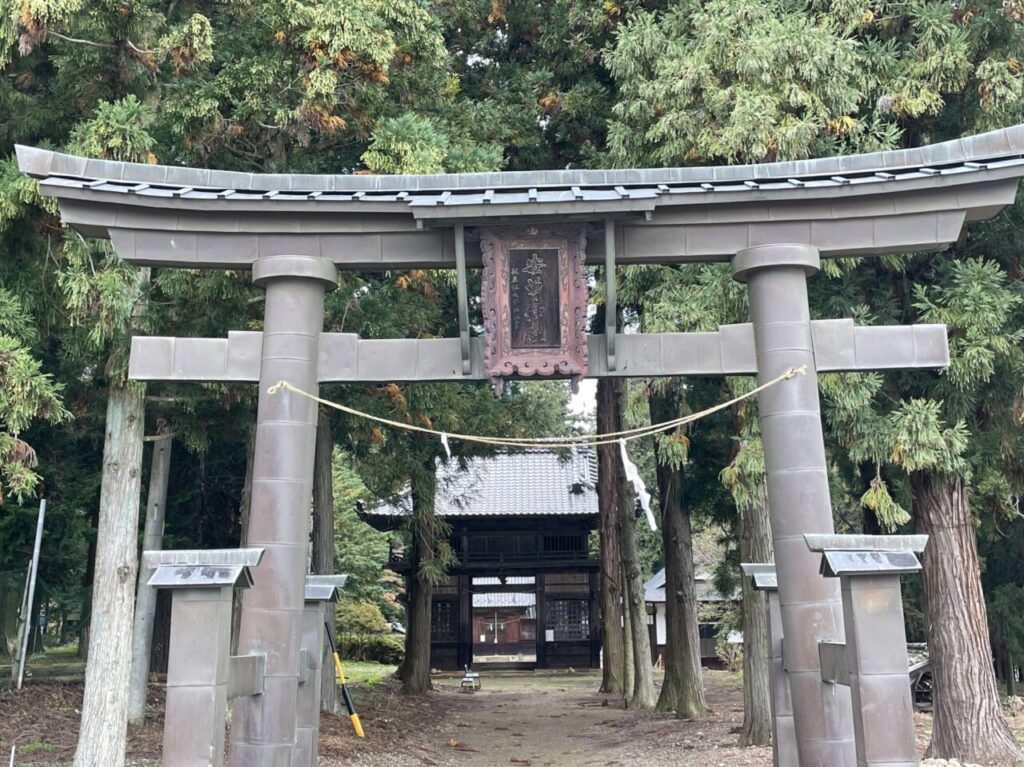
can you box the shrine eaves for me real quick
[16,124,1024,388]
[15,123,1024,270]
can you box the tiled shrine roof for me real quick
[16,125,1024,214]
[363,449,598,520]
[17,125,1024,267]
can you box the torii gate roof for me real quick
[16,123,1024,269]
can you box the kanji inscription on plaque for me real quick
[481,226,588,392]
[509,248,560,348]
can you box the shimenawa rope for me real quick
[265,364,806,450]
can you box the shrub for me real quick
[338,633,404,665]
[716,634,743,673]
[363,634,404,665]
[336,600,388,634]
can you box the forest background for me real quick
[3,0,1024,764]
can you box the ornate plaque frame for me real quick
[481,225,589,392]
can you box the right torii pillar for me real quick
[732,243,857,767]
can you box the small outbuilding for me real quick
[644,556,738,667]
[359,449,600,671]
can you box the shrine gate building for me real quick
[359,449,601,671]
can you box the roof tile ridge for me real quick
[16,123,1024,193]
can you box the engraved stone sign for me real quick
[481,226,588,392]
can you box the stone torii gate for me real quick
[17,123,1024,767]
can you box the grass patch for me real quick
[18,737,54,753]
[339,660,397,686]
[707,669,744,690]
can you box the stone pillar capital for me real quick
[252,255,338,290]
[731,243,820,283]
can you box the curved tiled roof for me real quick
[364,448,597,519]
[16,124,1024,203]
[17,125,1024,267]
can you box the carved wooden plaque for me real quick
[481,225,589,392]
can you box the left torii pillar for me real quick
[228,255,338,767]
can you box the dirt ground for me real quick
[3,669,1023,766]
[319,670,772,767]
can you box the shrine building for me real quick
[359,449,601,671]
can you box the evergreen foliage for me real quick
[1,0,1024,755]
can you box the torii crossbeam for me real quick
[18,123,1024,767]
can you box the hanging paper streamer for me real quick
[441,433,452,460]
[619,438,656,531]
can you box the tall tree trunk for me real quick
[312,413,337,714]
[394,571,411,683]
[148,590,170,675]
[653,461,706,717]
[596,378,626,695]
[619,477,657,707]
[78,506,98,661]
[912,472,1023,766]
[739,483,773,746]
[401,560,433,694]
[0,573,21,658]
[401,460,437,695]
[231,421,256,656]
[649,389,706,717]
[621,559,634,697]
[127,427,172,724]
[73,383,146,767]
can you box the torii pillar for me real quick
[733,244,856,767]
[228,256,338,767]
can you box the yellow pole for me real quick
[325,622,364,738]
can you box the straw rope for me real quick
[266,365,806,449]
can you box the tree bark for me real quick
[73,383,146,767]
[621,559,634,697]
[618,457,657,708]
[401,460,437,695]
[739,482,773,746]
[312,413,337,714]
[649,389,706,717]
[127,427,171,724]
[78,506,98,661]
[912,471,1024,766]
[148,590,170,675]
[653,459,706,717]
[0,573,21,658]
[596,378,626,696]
